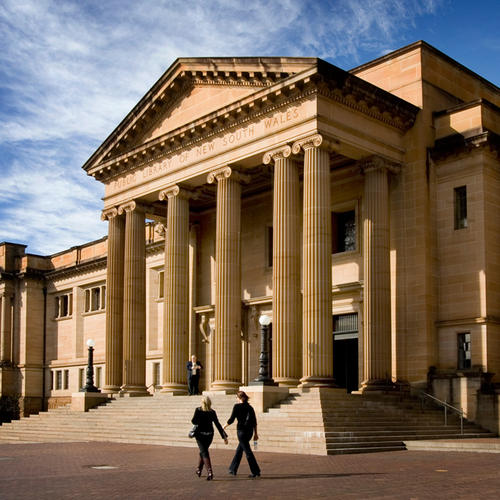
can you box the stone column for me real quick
[101,208,125,393]
[118,201,148,395]
[292,134,334,387]
[207,166,246,392]
[159,186,190,394]
[360,156,397,390]
[263,145,301,387]
[189,224,199,358]
[0,285,13,363]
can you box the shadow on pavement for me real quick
[214,472,384,481]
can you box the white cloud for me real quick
[0,0,444,255]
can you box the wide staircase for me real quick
[0,388,495,455]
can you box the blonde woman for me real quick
[191,395,228,480]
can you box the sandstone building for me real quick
[1,41,499,431]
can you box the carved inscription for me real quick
[264,108,299,129]
[107,105,302,196]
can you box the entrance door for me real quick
[333,313,359,393]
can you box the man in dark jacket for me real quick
[187,355,203,395]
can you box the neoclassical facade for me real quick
[1,41,499,428]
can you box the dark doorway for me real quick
[333,314,359,393]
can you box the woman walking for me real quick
[224,391,261,478]
[191,395,228,480]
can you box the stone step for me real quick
[0,390,494,456]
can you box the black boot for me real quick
[203,456,213,481]
[195,455,203,477]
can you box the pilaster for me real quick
[0,283,14,364]
[263,145,301,386]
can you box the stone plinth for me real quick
[71,392,109,412]
[239,385,290,413]
[0,366,16,396]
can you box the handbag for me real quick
[188,425,198,438]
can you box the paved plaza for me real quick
[0,441,499,499]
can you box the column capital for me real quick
[101,207,119,221]
[359,155,401,175]
[262,145,292,165]
[207,166,250,184]
[291,134,339,155]
[159,185,196,201]
[117,200,146,215]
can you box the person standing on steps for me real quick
[223,391,261,478]
[186,355,202,395]
[191,395,228,481]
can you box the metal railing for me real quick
[418,391,464,434]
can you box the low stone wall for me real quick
[475,392,500,435]
[48,396,72,409]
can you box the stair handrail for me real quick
[418,391,464,434]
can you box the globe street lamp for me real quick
[251,314,276,386]
[81,339,100,393]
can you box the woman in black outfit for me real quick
[224,391,261,478]
[191,395,228,480]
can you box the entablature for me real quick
[85,58,418,188]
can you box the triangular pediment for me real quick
[130,82,266,149]
[83,57,318,172]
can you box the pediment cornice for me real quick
[83,57,316,174]
[84,58,419,183]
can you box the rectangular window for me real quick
[332,210,356,254]
[56,370,62,390]
[333,313,358,339]
[267,226,273,267]
[55,292,73,318]
[153,362,161,388]
[91,287,100,311]
[158,271,164,299]
[84,285,105,313]
[63,369,69,390]
[454,186,467,229]
[79,368,85,390]
[50,371,54,390]
[458,332,471,370]
[96,366,102,388]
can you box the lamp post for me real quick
[81,339,100,393]
[251,314,276,386]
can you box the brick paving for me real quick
[0,442,499,499]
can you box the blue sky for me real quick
[0,0,499,255]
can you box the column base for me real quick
[119,385,150,396]
[102,385,122,394]
[160,383,188,395]
[248,379,278,387]
[209,380,240,393]
[360,378,398,393]
[274,377,300,388]
[299,376,336,388]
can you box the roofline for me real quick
[82,57,319,173]
[350,40,499,93]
